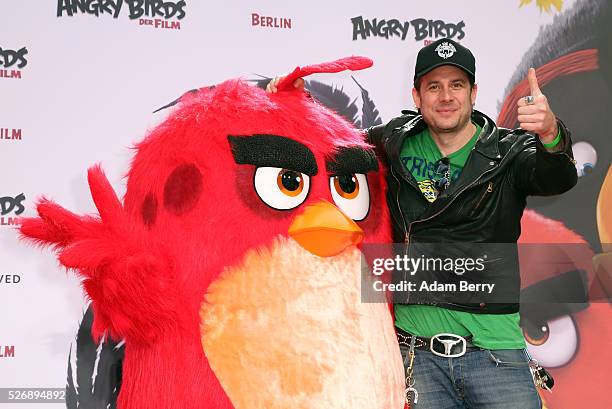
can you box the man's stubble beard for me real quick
[428,106,473,135]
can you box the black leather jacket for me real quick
[366,109,578,314]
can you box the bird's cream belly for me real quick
[200,236,404,409]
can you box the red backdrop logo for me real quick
[1,128,22,142]
[251,13,292,29]
[0,346,15,358]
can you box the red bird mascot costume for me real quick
[20,57,405,409]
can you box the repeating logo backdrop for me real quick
[1,1,610,408]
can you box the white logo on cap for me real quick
[435,42,456,59]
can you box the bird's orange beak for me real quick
[597,165,612,251]
[594,165,612,297]
[288,200,363,257]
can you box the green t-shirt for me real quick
[395,123,525,349]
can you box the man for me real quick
[268,38,577,408]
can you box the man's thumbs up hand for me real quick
[527,66,543,97]
[517,68,559,144]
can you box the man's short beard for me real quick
[430,106,474,134]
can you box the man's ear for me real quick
[471,83,478,106]
[412,87,421,109]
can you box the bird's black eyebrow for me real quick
[519,269,589,325]
[326,146,378,175]
[228,134,318,176]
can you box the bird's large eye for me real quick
[523,315,578,368]
[329,174,370,221]
[572,141,597,177]
[254,167,310,210]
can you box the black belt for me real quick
[396,326,480,357]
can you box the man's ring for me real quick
[524,95,535,105]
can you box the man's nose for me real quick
[439,87,453,101]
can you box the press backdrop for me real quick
[1,1,611,408]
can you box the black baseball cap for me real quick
[413,38,476,85]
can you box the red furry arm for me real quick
[20,200,98,249]
[20,166,177,345]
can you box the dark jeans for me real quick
[399,343,542,409]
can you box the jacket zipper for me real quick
[470,181,494,217]
[408,165,498,236]
[562,152,577,165]
[390,166,410,244]
[398,165,496,308]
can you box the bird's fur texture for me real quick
[20,60,402,409]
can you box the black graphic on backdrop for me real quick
[0,194,25,216]
[67,307,124,409]
[0,47,28,69]
[351,16,465,41]
[57,0,186,20]
[500,0,612,252]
